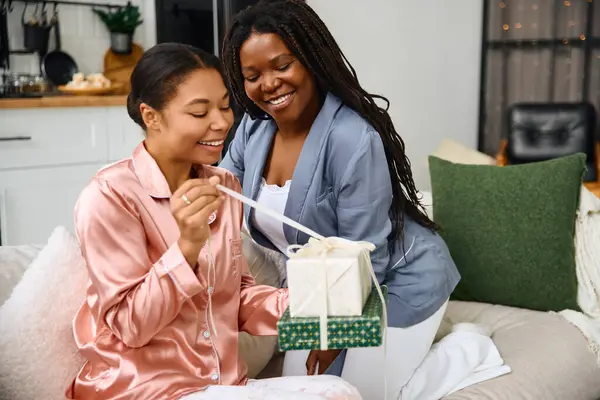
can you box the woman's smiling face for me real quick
[143,68,234,166]
[239,32,319,126]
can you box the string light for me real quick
[485,0,596,145]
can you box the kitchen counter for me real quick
[0,94,128,109]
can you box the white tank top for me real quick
[252,178,291,254]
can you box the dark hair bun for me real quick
[126,92,144,128]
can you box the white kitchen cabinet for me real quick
[0,108,108,170]
[0,164,104,245]
[107,107,145,162]
[0,105,139,246]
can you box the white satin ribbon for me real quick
[216,184,388,399]
[287,236,376,257]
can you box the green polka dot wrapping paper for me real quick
[277,286,388,351]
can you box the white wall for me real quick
[7,0,481,189]
[307,0,483,190]
[8,0,156,75]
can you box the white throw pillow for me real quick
[0,226,87,400]
[430,138,496,166]
[0,244,42,306]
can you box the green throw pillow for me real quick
[429,153,585,312]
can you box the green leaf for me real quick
[91,2,143,34]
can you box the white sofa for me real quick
[2,223,600,400]
[1,142,599,399]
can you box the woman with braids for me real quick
[66,42,361,400]
[220,1,460,398]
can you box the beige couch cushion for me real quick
[431,139,496,166]
[239,232,285,378]
[444,301,600,400]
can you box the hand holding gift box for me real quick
[215,184,387,353]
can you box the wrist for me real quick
[178,238,202,268]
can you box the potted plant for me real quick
[93,2,143,55]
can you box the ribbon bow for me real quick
[287,236,376,258]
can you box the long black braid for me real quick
[222,0,437,243]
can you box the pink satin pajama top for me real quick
[66,143,288,400]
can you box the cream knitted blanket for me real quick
[556,186,600,366]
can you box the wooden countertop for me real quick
[0,94,127,109]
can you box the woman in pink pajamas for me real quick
[65,43,361,400]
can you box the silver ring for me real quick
[182,193,191,205]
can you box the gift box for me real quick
[215,184,387,350]
[277,286,387,351]
[286,238,374,317]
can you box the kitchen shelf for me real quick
[0,94,127,109]
[9,0,123,9]
[8,49,37,54]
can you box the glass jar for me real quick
[4,74,22,96]
[20,75,37,93]
[34,76,49,93]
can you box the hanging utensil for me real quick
[41,4,78,86]
[23,2,51,54]
[50,2,57,24]
[28,2,39,25]
[0,0,10,70]
[41,2,48,27]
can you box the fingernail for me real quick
[209,176,220,185]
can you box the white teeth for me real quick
[198,140,224,146]
[268,93,292,105]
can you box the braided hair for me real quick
[222,0,436,242]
